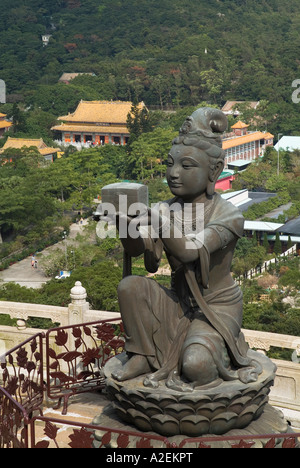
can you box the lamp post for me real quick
[62,230,68,270]
[71,250,76,270]
[277,133,283,176]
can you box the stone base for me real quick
[92,403,298,448]
[104,351,277,437]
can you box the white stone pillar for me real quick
[68,281,90,326]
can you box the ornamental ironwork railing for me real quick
[29,415,300,449]
[0,333,44,417]
[1,318,300,449]
[45,318,124,415]
[0,386,29,448]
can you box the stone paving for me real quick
[34,391,110,448]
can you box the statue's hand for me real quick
[115,212,145,257]
[147,207,169,238]
[115,212,133,231]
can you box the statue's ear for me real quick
[207,160,224,196]
[214,160,225,181]
[209,160,224,183]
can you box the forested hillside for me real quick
[1,0,300,134]
[2,0,300,329]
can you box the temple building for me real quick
[51,100,145,146]
[222,121,274,170]
[0,113,12,137]
[0,137,61,162]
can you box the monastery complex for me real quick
[51,100,273,169]
[51,100,146,146]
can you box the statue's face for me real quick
[166,144,210,201]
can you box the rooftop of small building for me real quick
[276,216,300,236]
[0,137,60,155]
[222,131,274,150]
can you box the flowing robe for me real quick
[119,193,262,387]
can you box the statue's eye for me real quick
[182,160,196,169]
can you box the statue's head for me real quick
[167,107,228,200]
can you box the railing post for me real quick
[68,281,89,326]
[68,281,90,351]
[16,319,27,330]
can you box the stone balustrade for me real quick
[0,281,119,331]
[242,328,300,357]
[243,328,300,417]
[0,301,69,330]
[1,281,300,423]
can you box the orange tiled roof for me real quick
[39,147,61,156]
[263,132,274,140]
[0,120,12,129]
[0,137,59,155]
[231,120,249,129]
[222,132,274,150]
[57,100,145,125]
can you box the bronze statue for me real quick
[96,107,289,439]
[109,107,262,392]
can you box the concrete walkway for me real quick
[258,202,293,220]
[0,220,89,289]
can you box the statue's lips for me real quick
[169,183,183,188]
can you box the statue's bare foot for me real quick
[112,355,151,381]
[143,375,159,388]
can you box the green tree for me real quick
[126,102,152,149]
[252,231,259,247]
[273,232,282,256]
[128,127,177,180]
[12,104,27,134]
[263,233,269,253]
[232,237,267,277]
[279,268,300,291]
[199,69,224,104]
[0,147,58,238]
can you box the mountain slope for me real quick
[0,0,300,119]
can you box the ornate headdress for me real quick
[173,107,228,160]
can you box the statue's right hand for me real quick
[115,212,133,232]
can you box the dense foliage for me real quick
[1,1,300,339]
[242,256,300,339]
[1,0,300,135]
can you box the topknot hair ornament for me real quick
[179,107,228,148]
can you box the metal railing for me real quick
[45,318,124,415]
[0,386,29,448]
[29,415,300,449]
[1,318,300,448]
[0,333,44,417]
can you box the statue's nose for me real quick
[169,167,180,180]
